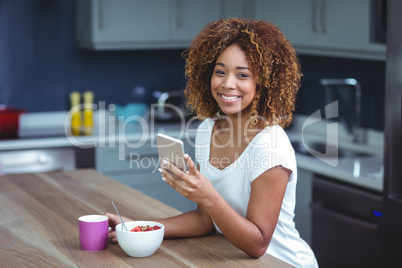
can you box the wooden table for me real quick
[0,169,294,267]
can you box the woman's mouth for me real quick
[218,93,242,102]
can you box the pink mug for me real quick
[79,215,109,251]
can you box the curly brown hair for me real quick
[182,18,302,128]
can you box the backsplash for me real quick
[296,55,385,131]
[0,0,385,131]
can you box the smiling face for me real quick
[210,45,257,119]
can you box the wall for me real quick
[0,0,186,111]
[0,0,385,130]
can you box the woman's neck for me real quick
[215,111,262,140]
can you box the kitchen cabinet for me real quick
[288,0,366,50]
[311,175,382,267]
[95,137,197,212]
[253,0,291,37]
[75,0,170,49]
[252,0,386,60]
[75,0,229,50]
[76,0,385,59]
[169,0,223,42]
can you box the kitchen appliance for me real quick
[382,0,402,265]
[320,78,361,139]
[0,109,96,175]
[312,175,382,267]
[0,148,76,174]
[151,90,189,122]
[18,111,67,138]
[0,105,26,137]
[0,146,95,175]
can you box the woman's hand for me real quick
[104,212,133,243]
[159,154,218,206]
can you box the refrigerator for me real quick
[382,0,402,266]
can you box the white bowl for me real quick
[116,221,165,257]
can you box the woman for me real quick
[106,18,318,267]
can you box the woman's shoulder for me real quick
[249,125,292,152]
[252,125,288,142]
[195,118,214,148]
[196,118,215,132]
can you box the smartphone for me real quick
[156,133,187,173]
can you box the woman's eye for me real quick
[215,70,225,75]
[238,73,249,78]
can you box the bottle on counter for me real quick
[69,91,81,136]
[83,91,94,136]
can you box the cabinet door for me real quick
[288,0,365,50]
[76,0,252,49]
[170,0,224,42]
[250,0,385,60]
[222,0,254,19]
[76,0,171,49]
[253,0,291,37]
[93,0,169,43]
[96,142,159,174]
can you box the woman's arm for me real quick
[105,174,216,244]
[154,204,216,238]
[161,155,289,258]
[105,206,215,243]
[207,166,289,257]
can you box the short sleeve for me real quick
[195,119,214,167]
[248,126,296,183]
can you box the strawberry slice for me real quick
[130,226,142,232]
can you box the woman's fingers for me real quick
[184,154,198,174]
[105,212,120,230]
[105,212,120,243]
[105,213,134,243]
[108,229,118,243]
[160,161,187,181]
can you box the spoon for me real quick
[112,201,128,231]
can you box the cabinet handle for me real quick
[1,153,49,167]
[97,0,103,30]
[312,0,319,32]
[175,0,182,30]
[320,0,326,33]
[241,0,254,19]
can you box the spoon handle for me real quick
[112,201,128,231]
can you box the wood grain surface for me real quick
[0,169,294,267]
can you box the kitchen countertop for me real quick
[0,111,200,151]
[0,111,384,192]
[286,115,384,192]
[0,169,294,267]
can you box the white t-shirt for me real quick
[195,118,318,268]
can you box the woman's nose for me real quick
[222,75,236,89]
